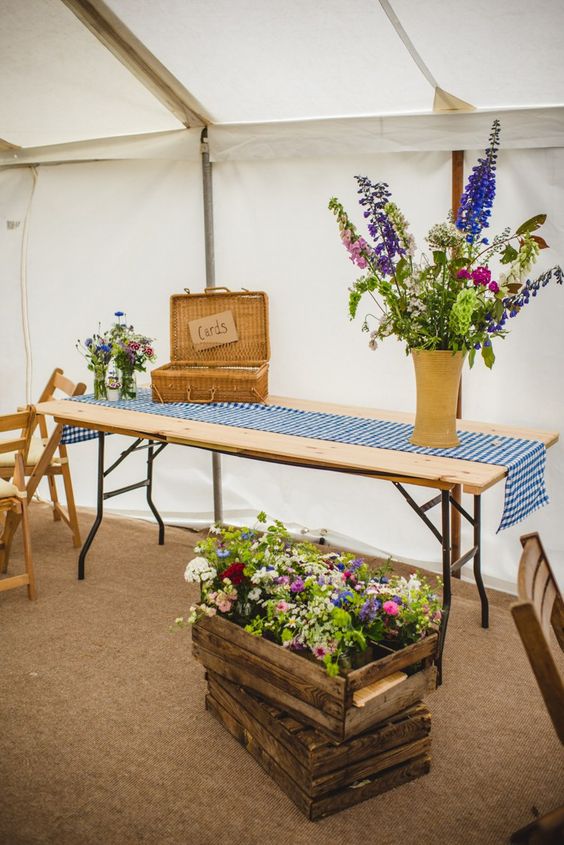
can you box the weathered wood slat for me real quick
[192,626,345,718]
[310,755,431,821]
[312,705,431,774]
[196,615,346,697]
[193,643,342,737]
[206,692,431,820]
[207,672,432,779]
[352,671,407,708]
[344,667,437,738]
[346,634,438,693]
[193,614,437,741]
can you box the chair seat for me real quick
[0,436,61,467]
[0,478,19,498]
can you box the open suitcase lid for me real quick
[169,287,270,367]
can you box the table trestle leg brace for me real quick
[393,482,487,684]
[78,432,167,580]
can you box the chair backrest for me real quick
[511,533,564,744]
[36,368,86,440]
[0,407,36,488]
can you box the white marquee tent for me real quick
[2,0,564,591]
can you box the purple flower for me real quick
[290,578,305,594]
[471,267,491,287]
[455,120,500,244]
[348,558,364,571]
[355,177,404,276]
[359,597,381,622]
[216,548,230,559]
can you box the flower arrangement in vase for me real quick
[76,332,113,400]
[109,312,156,400]
[179,513,441,677]
[329,120,562,447]
[78,311,156,401]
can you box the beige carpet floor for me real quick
[1,504,563,845]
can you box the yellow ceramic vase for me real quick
[410,349,466,449]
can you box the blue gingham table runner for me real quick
[61,389,549,532]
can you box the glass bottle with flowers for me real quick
[76,332,113,400]
[109,311,157,400]
[329,120,562,448]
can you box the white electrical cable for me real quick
[20,165,38,405]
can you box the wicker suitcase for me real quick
[151,287,270,403]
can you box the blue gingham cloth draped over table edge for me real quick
[60,388,549,532]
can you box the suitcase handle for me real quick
[186,386,216,403]
[204,286,231,293]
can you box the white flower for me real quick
[248,588,262,601]
[184,556,217,583]
[209,524,222,535]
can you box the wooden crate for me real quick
[192,614,438,742]
[206,672,432,821]
[151,288,270,403]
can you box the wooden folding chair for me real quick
[0,407,37,600]
[0,368,86,549]
[509,533,564,844]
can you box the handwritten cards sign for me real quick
[188,310,239,351]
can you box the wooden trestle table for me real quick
[36,395,559,680]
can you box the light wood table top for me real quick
[36,395,559,497]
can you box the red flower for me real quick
[220,562,246,585]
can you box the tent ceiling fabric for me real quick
[108,0,564,121]
[0,0,182,148]
[1,0,563,158]
[107,0,431,123]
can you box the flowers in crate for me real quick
[181,513,441,677]
[329,120,562,368]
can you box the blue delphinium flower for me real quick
[355,176,404,276]
[216,548,230,559]
[331,590,354,607]
[455,120,501,245]
[359,597,381,622]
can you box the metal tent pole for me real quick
[201,127,223,523]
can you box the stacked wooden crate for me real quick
[193,615,438,819]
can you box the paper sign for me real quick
[188,310,239,350]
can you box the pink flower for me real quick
[144,346,154,357]
[457,268,471,280]
[276,601,289,612]
[488,281,499,293]
[313,645,328,659]
[471,267,491,287]
[276,575,290,586]
[217,600,232,612]
[382,600,400,616]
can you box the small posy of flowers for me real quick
[76,331,113,372]
[329,120,562,368]
[180,513,441,677]
[108,311,156,374]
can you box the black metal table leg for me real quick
[77,435,167,580]
[436,489,452,686]
[473,495,489,628]
[146,443,165,545]
[78,431,105,580]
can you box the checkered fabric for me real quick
[61,389,549,532]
